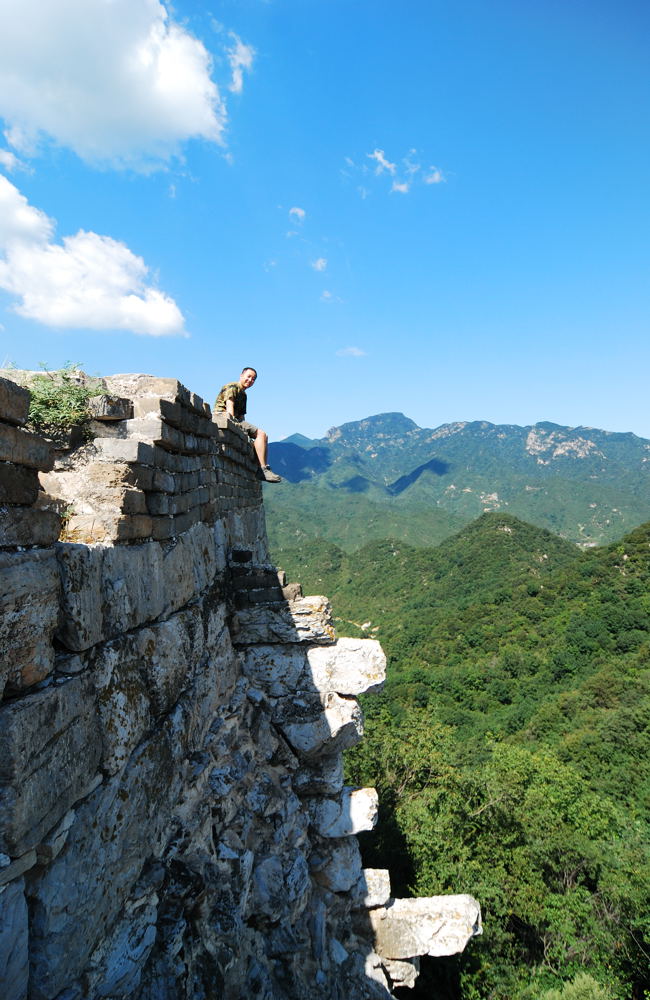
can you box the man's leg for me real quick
[244,425,282,482]
[252,428,268,468]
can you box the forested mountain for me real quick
[266,414,650,550]
[277,515,650,1000]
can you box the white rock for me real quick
[306,638,386,695]
[369,895,482,959]
[351,868,392,909]
[311,838,363,893]
[274,692,363,760]
[308,787,378,838]
[383,957,420,989]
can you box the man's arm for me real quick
[225,398,236,419]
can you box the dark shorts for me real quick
[239,419,258,438]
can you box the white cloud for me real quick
[0,0,226,170]
[227,32,255,94]
[367,149,396,175]
[311,257,327,272]
[391,181,410,194]
[0,149,24,173]
[336,346,366,357]
[0,176,185,336]
[289,206,306,223]
[424,167,445,184]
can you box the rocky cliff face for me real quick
[0,374,480,999]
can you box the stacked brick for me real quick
[0,377,60,548]
[40,374,263,544]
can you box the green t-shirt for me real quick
[215,382,247,419]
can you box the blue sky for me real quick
[0,0,648,441]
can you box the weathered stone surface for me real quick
[310,837,363,892]
[87,394,133,420]
[83,884,159,999]
[383,957,420,990]
[0,462,40,504]
[233,595,336,645]
[0,422,53,471]
[308,787,379,838]
[369,895,482,959]
[0,506,61,547]
[0,550,60,699]
[0,877,29,1000]
[293,754,344,797]
[274,692,364,760]
[27,727,180,1000]
[240,644,308,697]
[0,378,30,427]
[0,850,37,887]
[55,523,216,650]
[351,868,392,909]
[306,638,386,695]
[0,676,101,855]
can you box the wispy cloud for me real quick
[424,167,445,184]
[311,257,327,271]
[336,346,366,357]
[226,32,255,94]
[0,149,25,173]
[0,175,186,336]
[289,206,306,223]
[368,149,396,175]
[0,0,230,171]
[346,147,446,197]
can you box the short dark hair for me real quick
[241,367,257,378]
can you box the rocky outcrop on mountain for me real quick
[0,375,480,1000]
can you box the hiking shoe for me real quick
[262,466,283,483]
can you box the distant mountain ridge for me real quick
[265,413,650,552]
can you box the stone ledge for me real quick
[369,895,482,959]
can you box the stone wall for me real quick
[0,374,481,1000]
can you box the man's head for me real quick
[239,367,257,389]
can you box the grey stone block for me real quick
[232,595,335,645]
[0,675,101,855]
[27,726,180,1000]
[0,378,30,426]
[0,422,53,471]
[87,395,133,421]
[0,877,29,1000]
[0,507,61,548]
[0,550,60,699]
[0,462,40,505]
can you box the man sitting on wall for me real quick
[214,367,283,483]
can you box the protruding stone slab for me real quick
[0,877,29,1000]
[306,638,386,695]
[233,595,336,645]
[308,787,378,838]
[0,377,30,426]
[0,422,53,471]
[87,395,133,420]
[274,692,363,760]
[0,675,101,855]
[369,895,482,959]
[0,550,60,699]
